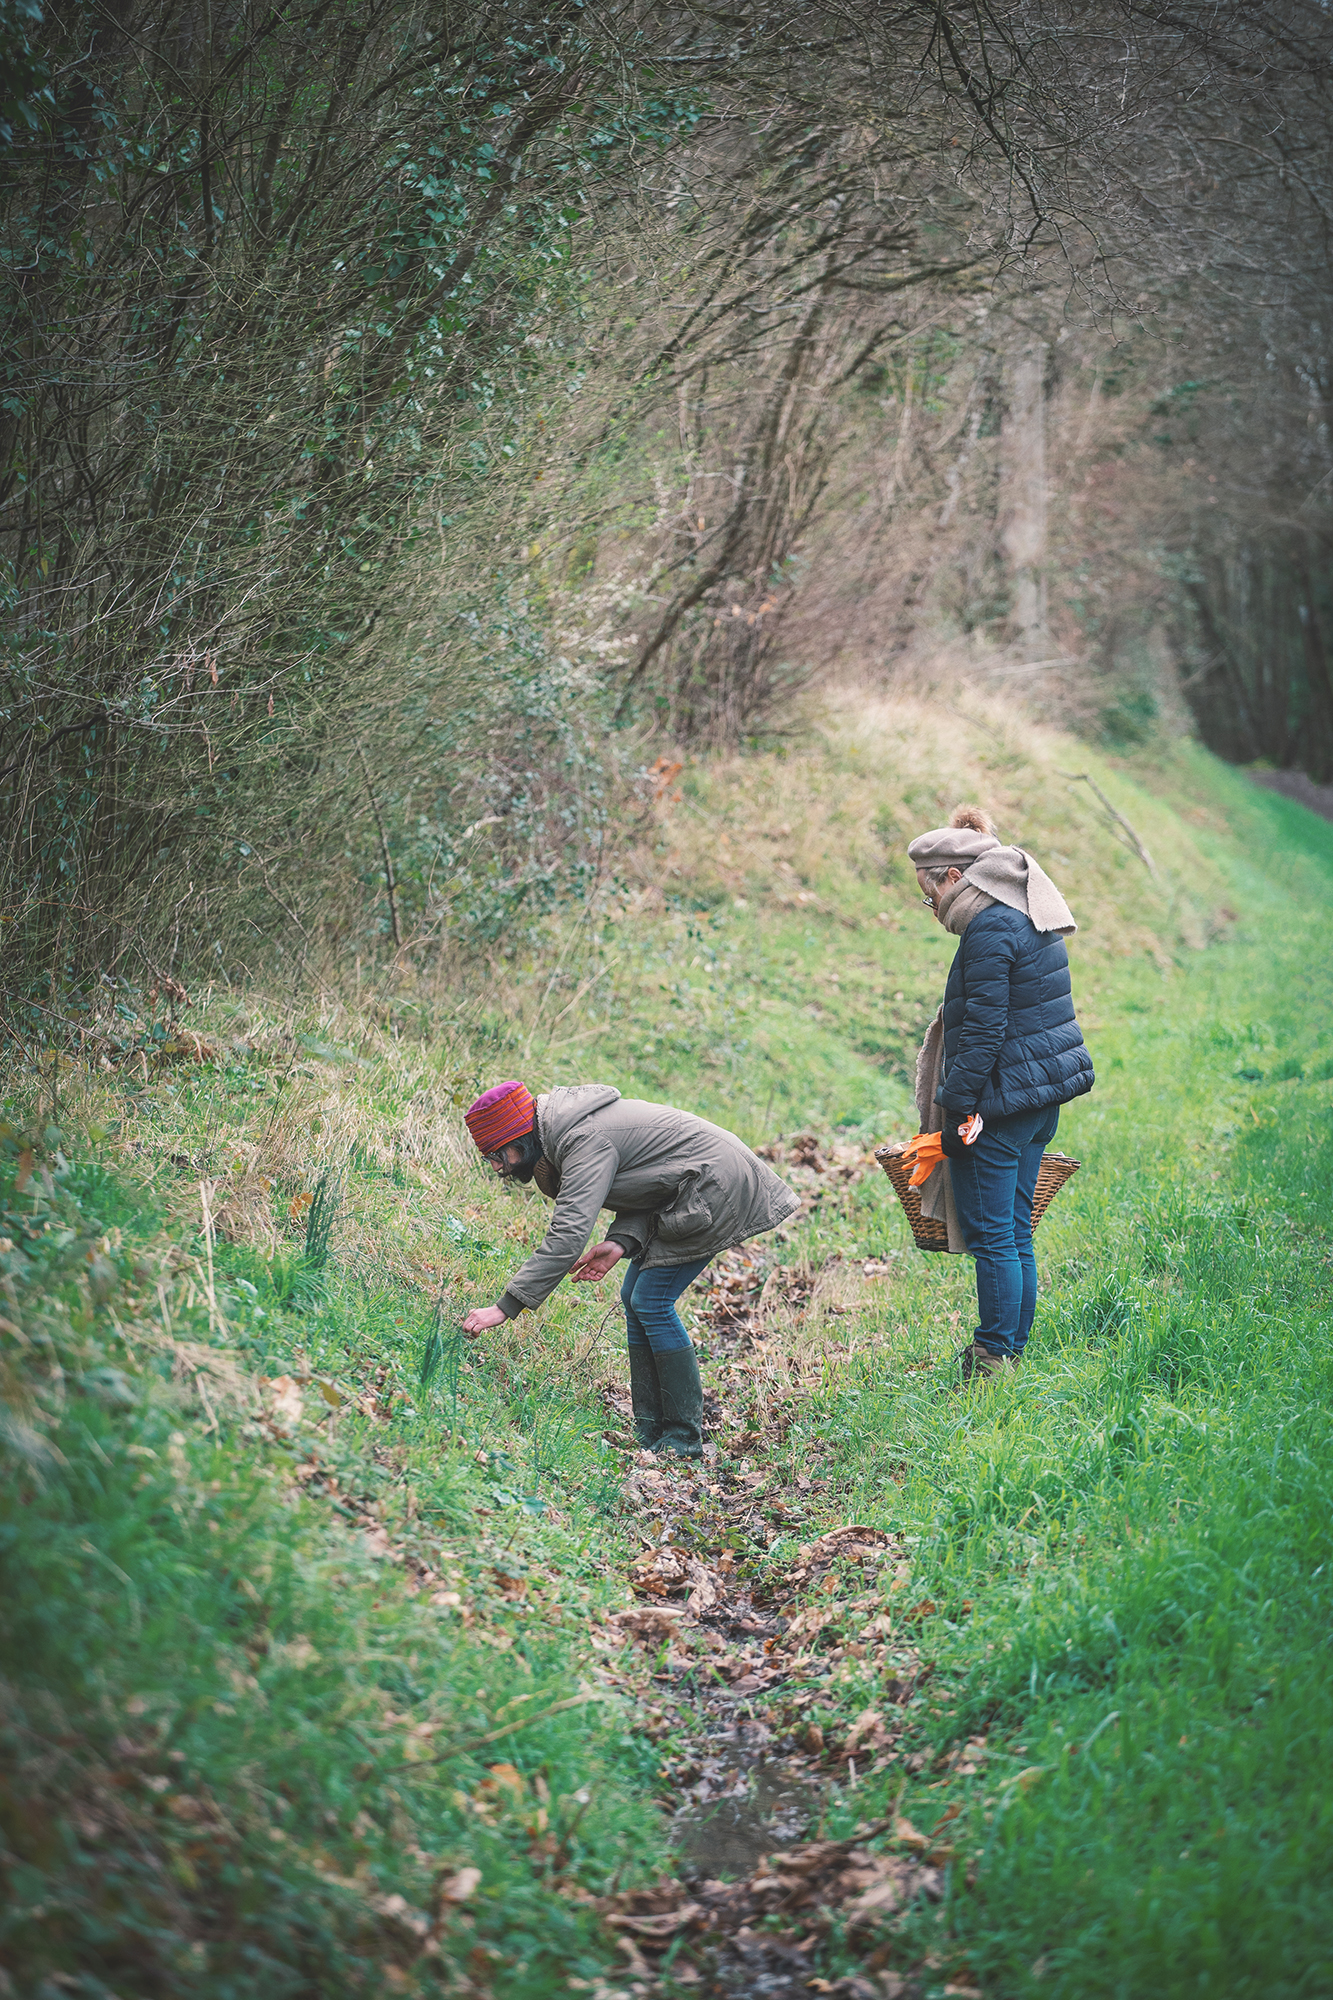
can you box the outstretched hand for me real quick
[569,1240,624,1285]
[461,1304,507,1335]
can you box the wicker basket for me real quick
[875,1143,1080,1254]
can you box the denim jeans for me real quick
[621,1256,712,1354]
[946,1104,1060,1358]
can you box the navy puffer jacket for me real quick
[938,905,1094,1121]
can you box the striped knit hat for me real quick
[464,1080,536,1154]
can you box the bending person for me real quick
[907,805,1094,1380]
[459,1081,799,1457]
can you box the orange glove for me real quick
[900,1116,984,1186]
[900,1131,944,1187]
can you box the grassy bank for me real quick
[3,699,1331,1998]
[796,774,1333,1998]
[0,1148,668,1995]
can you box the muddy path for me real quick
[594,1247,972,2000]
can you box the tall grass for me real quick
[0,1138,663,1997]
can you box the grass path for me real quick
[3,707,1332,1998]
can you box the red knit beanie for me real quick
[464,1080,536,1154]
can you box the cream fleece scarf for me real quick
[908,827,1077,936]
[935,877,996,937]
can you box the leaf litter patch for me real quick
[592,1257,961,1998]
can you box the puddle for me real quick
[671,1720,821,1880]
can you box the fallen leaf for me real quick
[631,1547,689,1597]
[479,1762,524,1803]
[812,1524,893,1553]
[263,1375,304,1423]
[685,1559,720,1612]
[845,1708,890,1756]
[438,1865,482,1903]
[785,1605,839,1642]
[607,1606,684,1644]
[369,1891,430,1938]
[903,1598,938,1623]
[843,1875,906,1922]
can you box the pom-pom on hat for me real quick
[464,1080,536,1154]
[906,802,998,873]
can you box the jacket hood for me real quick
[536,1083,621,1155]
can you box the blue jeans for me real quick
[946,1104,1060,1358]
[621,1257,711,1353]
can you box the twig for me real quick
[194,1370,220,1436]
[355,737,403,950]
[562,1296,625,1380]
[985,655,1080,680]
[198,1181,227,1339]
[0,712,105,790]
[257,858,311,940]
[1058,770,1159,879]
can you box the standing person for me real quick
[905,806,1094,1379]
[458,1081,799,1457]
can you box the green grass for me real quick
[4,706,1332,1997]
[0,1150,663,1997]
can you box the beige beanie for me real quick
[908,805,1077,937]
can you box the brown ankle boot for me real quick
[959,1338,1008,1382]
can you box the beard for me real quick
[501,1129,545,1184]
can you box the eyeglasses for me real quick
[920,894,936,907]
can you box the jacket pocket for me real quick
[655,1172,713,1241]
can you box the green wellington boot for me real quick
[653,1344,705,1459]
[627,1344,665,1450]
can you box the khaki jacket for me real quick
[496,1085,799,1317]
